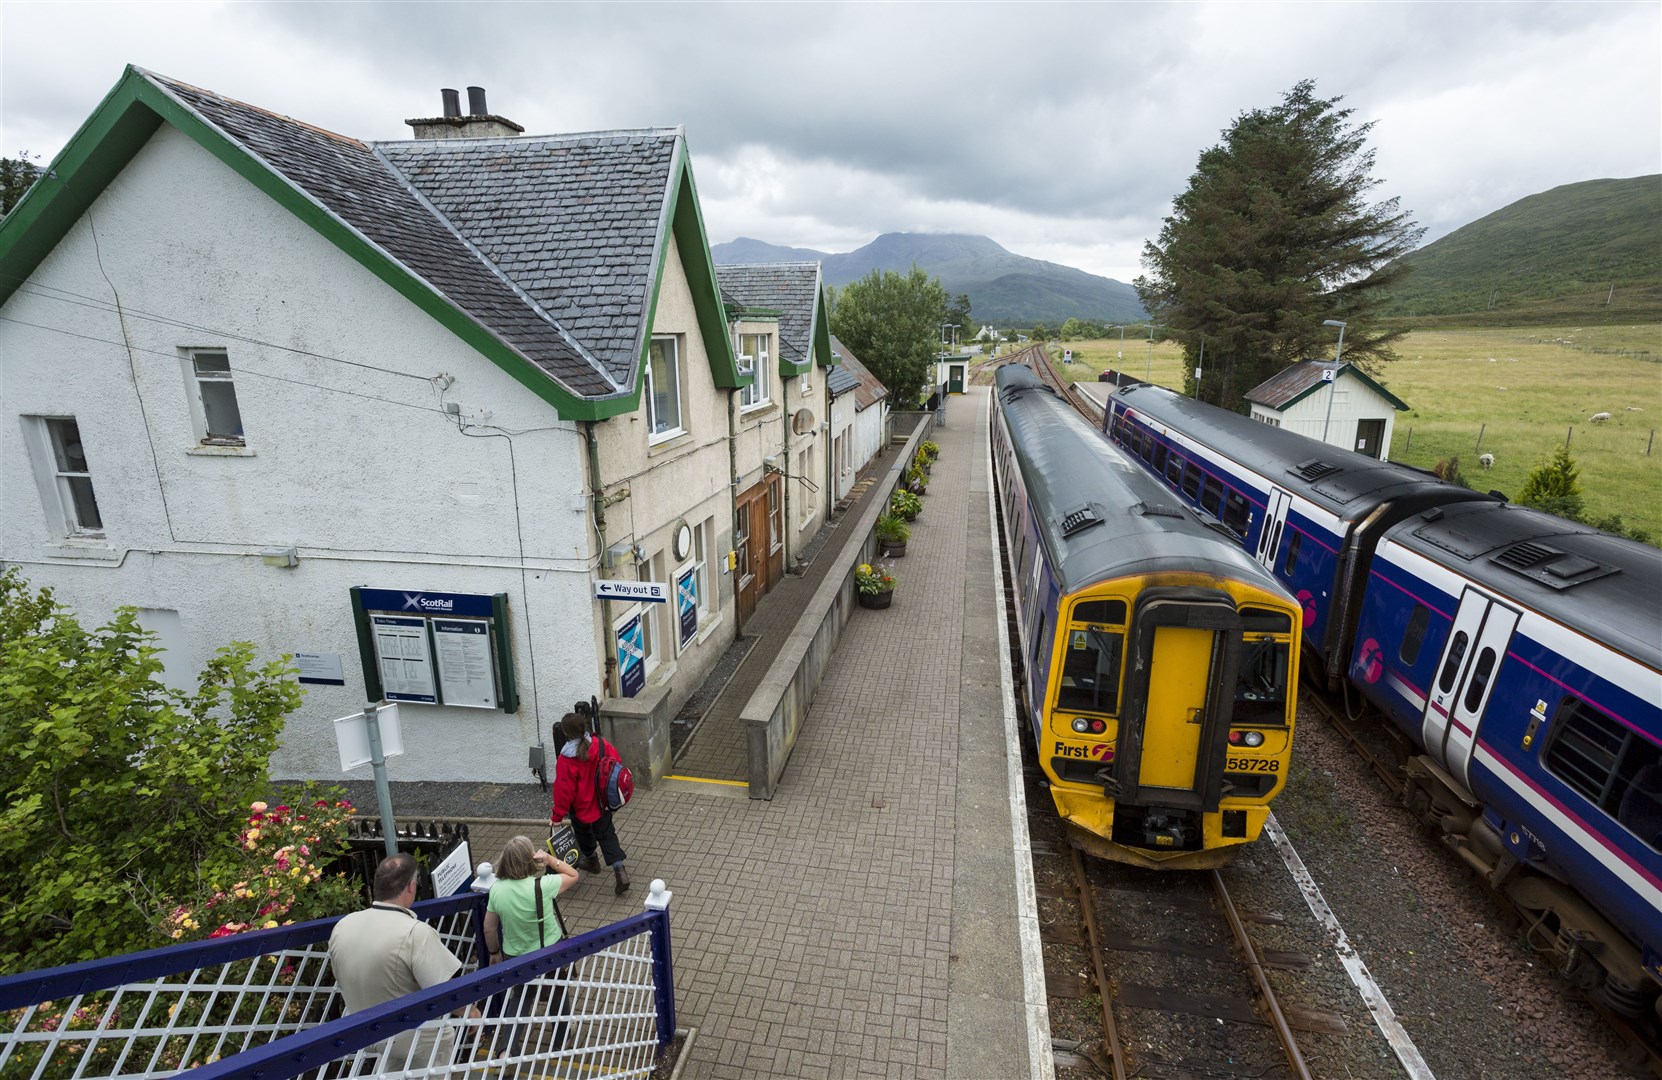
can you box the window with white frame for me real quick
[738,333,771,409]
[639,551,664,676]
[694,518,713,621]
[183,349,244,445]
[674,518,716,652]
[25,416,104,536]
[645,337,684,441]
[799,370,812,395]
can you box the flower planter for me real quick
[880,540,907,558]
[858,590,894,610]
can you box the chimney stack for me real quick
[406,86,524,140]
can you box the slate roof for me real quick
[829,335,888,411]
[1244,360,1410,412]
[151,72,682,399]
[714,262,822,369]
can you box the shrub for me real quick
[919,440,940,460]
[889,490,922,521]
[875,514,911,545]
[1518,446,1585,521]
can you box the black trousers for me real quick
[573,811,626,866]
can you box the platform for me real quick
[332,386,1048,1079]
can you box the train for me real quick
[990,363,1304,869]
[1103,380,1662,1020]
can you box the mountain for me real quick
[711,232,1145,326]
[1385,175,1662,321]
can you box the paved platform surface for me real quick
[332,387,1046,1079]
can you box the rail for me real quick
[1,885,676,1079]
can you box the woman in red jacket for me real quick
[551,712,630,895]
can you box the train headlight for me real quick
[1070,717,1108,735]
[1072,717,1090,733]
[1241,730,1265,748]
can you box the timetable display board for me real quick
[350,588,518,712]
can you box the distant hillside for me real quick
[1386,175,1662,322]
[711,232,1145,326]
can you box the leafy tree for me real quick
[829,266,948,403]
[1517,446,1585,521]
[1029,323,1054,342]
[2,151,41,216]
[1137,81,1424,410]
[0,567,306,970]
[945,293,973,338]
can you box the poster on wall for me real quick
[370,615,437,703]
[676,567,698,648]
[617,614,645,698]
[432,618,498,709]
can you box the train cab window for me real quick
[1437,631,1470,695]
[1399,605,1430,666]
[1180,465,1202,500]
[1200,476,1224,515]
[1152,443,1169,474]
[1282,530,1302,575]
[1072,599,1127,624]
[1165,453,1185,487]
[1223,490,1250,536]
[1057,625,1125,714]
[1235,607,1292,725]
[1544,697,1662,852]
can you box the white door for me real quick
[1421,587,1520,787]
[1255,487,1293,569]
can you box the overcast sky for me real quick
[4,1,1657,283]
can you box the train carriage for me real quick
[1102,382,1497,683]
[992,365,1304,868]
[1351,500,1662,1016]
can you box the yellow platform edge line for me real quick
[663,774,748,787]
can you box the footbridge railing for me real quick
[1,883,676,1079]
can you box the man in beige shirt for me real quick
[328,853,466,1069]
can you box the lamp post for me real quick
[1144,324,1162,383]
[1320,319,1347,446]
[1107,324,1126,369]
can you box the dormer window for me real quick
[738,333,771,409]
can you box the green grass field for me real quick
[1046,325,1662,539]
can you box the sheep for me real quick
[1590,411,1612,423]
[1479,453,1494,470]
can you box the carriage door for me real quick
[1421,588,1520,787]
[1255,487,1293,570]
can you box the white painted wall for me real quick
[0,123,729,782]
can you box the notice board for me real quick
[350,588,518,712]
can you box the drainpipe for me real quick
[728,321,741,594]
[782,363,793,562]
[586,420,618,694]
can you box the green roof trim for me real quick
[808,283,834,371]
[1275,363,1411,412]
[0,66,739,422]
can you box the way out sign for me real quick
[595,580,670,604]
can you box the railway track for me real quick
[1035,831,1333,1079]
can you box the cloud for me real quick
[4,0,1656,282]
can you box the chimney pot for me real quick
[441,88,461,118]
[466,86,488,116]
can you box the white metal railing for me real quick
[1,885,676,1079]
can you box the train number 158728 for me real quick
[1226,756,1280,772]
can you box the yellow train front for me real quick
[992,365,1302,868]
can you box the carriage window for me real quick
[1152,444,1169,473]
[1181,465,1202,500]
[1071,599,1127,624]
[1057,626,1124,714]
[1140,433,1156,463]
[1399,605,1430,666]
[1165,453,1185,486]
[1544,697,1662,852]
[1462,647,1498,713]
[1223,490,1250,536]
[1282,530,1302,575]
[1201,476,1224,515]
[1437,631,1470,694]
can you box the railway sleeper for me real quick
[1403,754,1655,1020]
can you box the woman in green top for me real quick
[482,836,579,1056]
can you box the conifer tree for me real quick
[1137,81,1424,409]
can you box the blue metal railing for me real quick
[1,889,676,1078]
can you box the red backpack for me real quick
[593,738,634,812]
